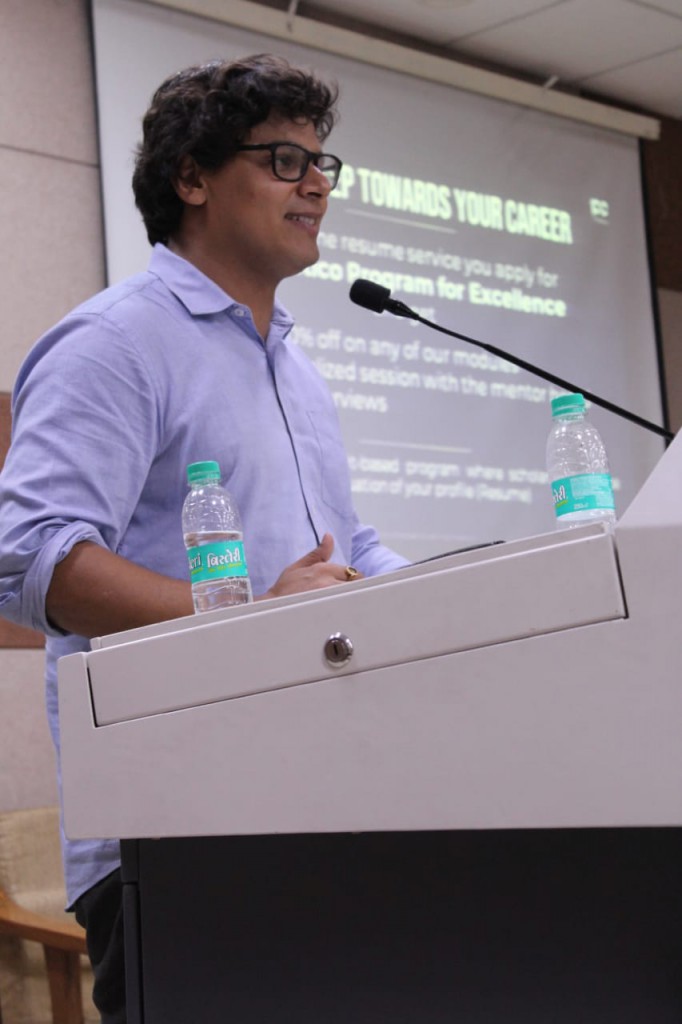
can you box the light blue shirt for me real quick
[0,244,407,905]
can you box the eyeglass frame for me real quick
[234,141,343,190]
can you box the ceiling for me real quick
[289,0,682,121]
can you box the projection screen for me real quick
[91,0,665,561]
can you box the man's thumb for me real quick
[298,532,334,566]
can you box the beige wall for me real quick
[0,652,58,809]
[0,0,104,393]
[0,0,680,812]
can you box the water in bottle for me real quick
[182,460,253,612]
[546,393,616,529]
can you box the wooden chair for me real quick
[0,807,96,1024]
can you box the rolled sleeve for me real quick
[2,521,107,636]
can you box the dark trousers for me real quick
[74,869,127,1024]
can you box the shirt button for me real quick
[233,308,245,317]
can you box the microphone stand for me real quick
[383,298,674,443]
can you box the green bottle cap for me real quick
[186,460,221,484]
[551,393,585,418]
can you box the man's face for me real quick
[192,114,332,292]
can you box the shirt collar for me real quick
[147,243,294,332]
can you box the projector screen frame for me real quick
[130,0,660,141]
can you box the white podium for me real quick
[58,433,682,1023]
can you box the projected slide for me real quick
[93,0,664,560]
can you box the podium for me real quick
[58,435,682,1022]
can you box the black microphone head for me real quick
[349,279,390,314]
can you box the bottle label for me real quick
[186,540,249,583]
[552,473,615,517]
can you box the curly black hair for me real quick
[132,54,339,245]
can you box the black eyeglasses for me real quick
[235,142,343,190]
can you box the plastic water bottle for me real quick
[546,393,616,529]
[182,461,253,612]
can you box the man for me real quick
[0,54,407,1022]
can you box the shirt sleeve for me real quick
[0,311,160,636]
[349,519,411,577]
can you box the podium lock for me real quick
[324,632,354,667]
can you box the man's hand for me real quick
[260,533,364,600]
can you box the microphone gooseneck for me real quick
[349,278,674,442]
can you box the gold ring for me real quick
[344,565,359,581]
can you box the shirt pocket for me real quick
[306,410,355,522]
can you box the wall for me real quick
[0,0,680,811]
[642,116,682,431]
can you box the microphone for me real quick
[349,278,674,442]
[349,279,415,319]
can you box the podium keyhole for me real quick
[324,632,354,667]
